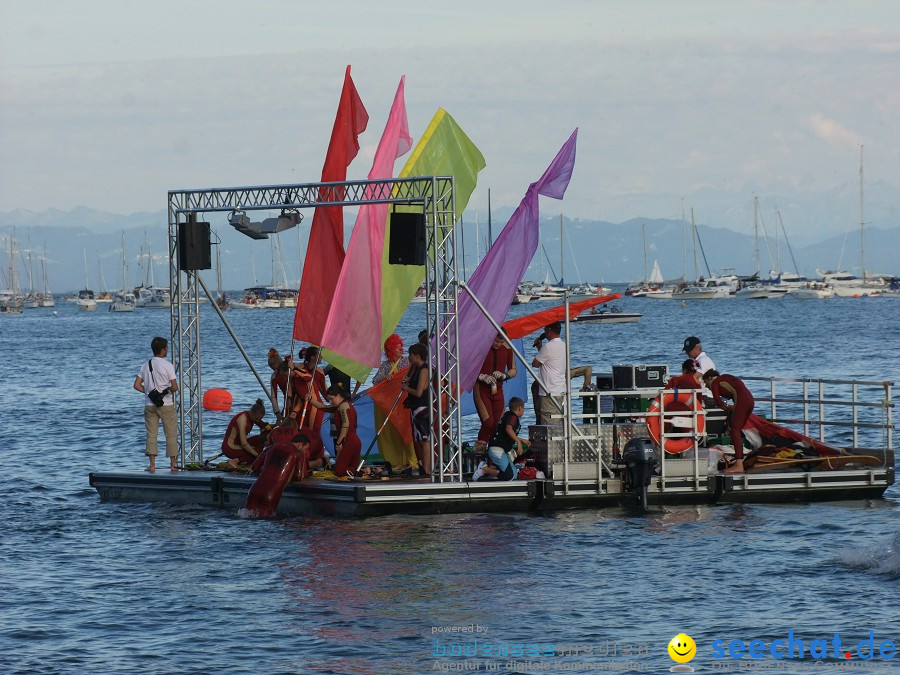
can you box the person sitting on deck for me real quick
[222,399,269,468]
[481,397,530,481]
[702,369,755,475]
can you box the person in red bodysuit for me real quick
[702,369,755,474]
[289,347,329,468]
[474,332,517,448]
[665,359,703,395]
[222,399,269,467]
[311,385,361,477]
[270,359,292,420]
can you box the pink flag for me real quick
[456,129,578,391]
[320,77,412,367]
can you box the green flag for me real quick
[323,109,485,381]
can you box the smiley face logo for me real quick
[668,633,697,663]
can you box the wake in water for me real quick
[837,532,900,576]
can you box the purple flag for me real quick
[455,129,578,391]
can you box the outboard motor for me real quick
[623,437,658,510]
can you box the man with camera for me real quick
[134,336,179,472]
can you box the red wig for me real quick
[384,333,404,360]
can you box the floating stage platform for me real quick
[89,461,894,518]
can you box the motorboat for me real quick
[76,288,98,312]
[671,284,717,300]
[734,284,775,300]
[788,282,834,299]
[135,286,172,308]
[571,306,641,324]
[109,292,137,312]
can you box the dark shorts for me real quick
[411,407,430,442]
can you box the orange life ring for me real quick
[646,390,705,454]
[203,388,233,411]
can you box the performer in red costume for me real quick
[289,347,329,468]
[311,385,361,477]
[665,359,703,395]
[474,332,517,449]
[702,370,755,474]
[222,399,269,467]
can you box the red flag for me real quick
[366,366,413,445]
[293,66,369,342]
[501,293,621,339]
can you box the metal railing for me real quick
[555,375,894,494]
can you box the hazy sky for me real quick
[2,1,899,233]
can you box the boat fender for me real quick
[646,390,706,454]
[203,388,233,411]
[245,442,304,517]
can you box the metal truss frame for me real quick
[166,177,461,474]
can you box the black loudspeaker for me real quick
[178,217,211,271]
[388,212,426,265]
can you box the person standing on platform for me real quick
[310,385,362,477]
[270,359,292,420]
[133,336,179,473]
[474,331,517,450]
[702,370,755,475]
[682,336,715,375]
[372,334,418,474]
[290,347,329,467]
[403,343,432,476]
[531,321,567,425]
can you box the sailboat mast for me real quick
[559,214,565,287]
[752,195,761,276]
[642,223,648,283]
[859,144,865,281]
[474,210,481,264]
[690,208,699,281]
[487,189,493,251]
[121,231,128,291]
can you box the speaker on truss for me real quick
[388,212,426,265]
[178,214,212,271]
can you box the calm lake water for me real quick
[1,293,898,674]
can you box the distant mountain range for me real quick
[1,207,897,292]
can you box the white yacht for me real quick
[109,292,136,312]
[789,282,834,299]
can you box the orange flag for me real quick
[501,293,621,339]
[366,366,413,445]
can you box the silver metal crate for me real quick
[529,424,649,478]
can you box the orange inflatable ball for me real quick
[203,388,233,411]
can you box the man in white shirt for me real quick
[682,336,715,375]
[683,335,715,399]
[134,336,179,472]
[532,321,567,424]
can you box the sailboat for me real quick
[110,233,136,312]
[735,196,776,299]
[815,146,884,297]
[671,209,717,300]
[39,244,55,307]
[77,249,98,312]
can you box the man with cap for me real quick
[682,336,715,376]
